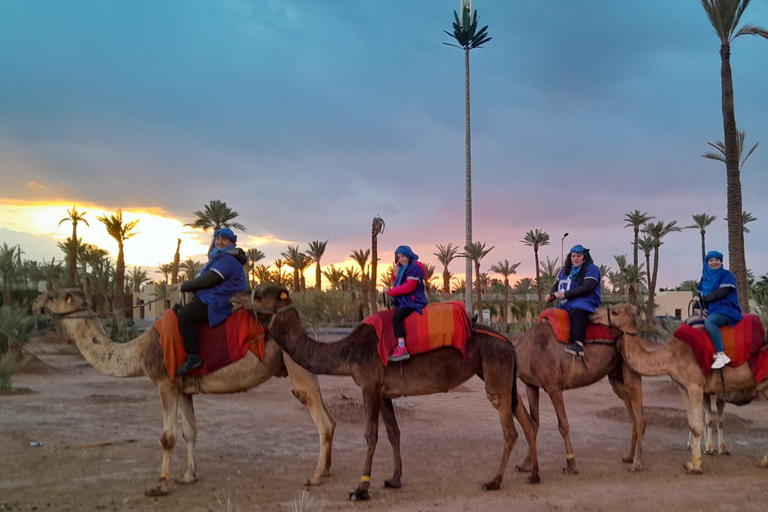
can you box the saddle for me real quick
[673,314,768,379]
[362,301,472,366]
[538,308,613,344]
[153,309,266,382]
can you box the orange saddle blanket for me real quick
[673,315,768,380]
[538,308,613,344]
[362,301,471,366]
[153,309,266,382]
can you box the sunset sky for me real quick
[1,1,767,289]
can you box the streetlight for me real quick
[561,233,569,269]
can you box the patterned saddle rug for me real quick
[362,301,472,366]
[538,308,613,344]
[673,314,768,380]
[153,309,266,382]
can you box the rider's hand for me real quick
[693,296,700,302]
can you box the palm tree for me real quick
[180,259,204,281]
[97,209,139,304]
[58,205,89,288]
[246,248,266,287]
[598,264,612,298]
[703,129,760,172]
[0,244,22,305]
[185,199,246,255]
[272,259,285,286]
[701,0,767,313]
[434,243,460,294]
[444,1,492,315]
[642,220,682,325]
[521,229,550,313]
[678,280,700,293]
[281,245,309,292]
[725,210,757,232]
[685,213,718,261]
[350,248,371,316]
[40,258,64,291]
[538,257,560,289]
[307,240,328,291]
[252,264,272,285]
[370,216,385,312]
[127,266,149,293]
[461,241,494,311]
[623,210,654,307]
[490,259,520,329]
[422,263,437,293]
[155,263,173,284]
[322,264,345,291]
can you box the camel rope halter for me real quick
[248,289,295,330]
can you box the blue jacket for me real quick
[195,248,248,326]
[697,268,742,325]
[553,263,602,313]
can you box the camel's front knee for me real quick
[292,389,309,405]
[160,433,176,450]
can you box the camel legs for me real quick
[690,395,726,455]
[176,393,197,484]
[608,365,646,471]
[515,384,539,473]
[283,353,336,485]
[546,388,579,474]
[349,389,382,501]
[677,383,705,474]
[380,398,403,489]
[145,384,181,496]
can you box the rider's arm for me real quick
[180,270,225,292]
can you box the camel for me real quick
[230,286,540,501]
[591,302,768,473]
[509,320,646,474]
[33,289,336,496]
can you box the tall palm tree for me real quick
[127,266,149,293]
[58,205,89,288]
[725,210,757,232]
[637,235,654,302]
[701,0,767,313]
[642,220,682,325]
[322,264,345,291]
[180,259,204,281]
[307,240,328,291]
[185,199,246,255]
[521,229,550,313]
[272,259,285,286]
[444,1,492,315]
[97,209,139,303]
[350,249,371,316]
[685,213,718,261]
[155,263,173,284]
[171,239,181,285]
[623,210,654,307]
[490,259,520,328]
[281,245,308,292]
[434,243,460,294]
[703,129,760,173]
[422,263,437,294]
[370,216,385,312]
[246,248,266,287]
[461,241,494,311]
[538,256,560,288]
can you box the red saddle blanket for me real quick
[362,301,471,366]
[538,308,613,344]
[673,315,768,380]
[153,309,266,382]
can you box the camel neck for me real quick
[618,332,672,377]
[60,317,147,377]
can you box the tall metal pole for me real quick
[561,232,569,269]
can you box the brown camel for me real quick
[510,320,646,473]
[33,289,335,496]
[230,286,540,501]
[591,302,768,473]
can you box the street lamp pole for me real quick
[561,232,569,269]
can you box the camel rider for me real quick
[386,245,428,362]
[545,245,601,357]
[694,250,742,370]
[176,228,248,376]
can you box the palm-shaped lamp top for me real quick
[444,5,492,49]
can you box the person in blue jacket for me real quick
[385,245,428,362]
[545,244,602,357]
[694,250,742,370]
[175,228,248,376]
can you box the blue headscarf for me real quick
[699,250,724,296]
[568,245,585,278]
[209,228,238,259]
[394,245,419,286]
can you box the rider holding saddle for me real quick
[386,245,428,362]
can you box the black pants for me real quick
[569,308,589,343]
[393,307,416,339]
[177,297,209,355]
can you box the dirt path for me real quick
[2,339,767,512]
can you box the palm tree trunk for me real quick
[464,46,473,315]
[534,249,543,313]
[629,228,639,307]
[68,225,77,287]
[503,280,509,328]
[720,42,749,313]
[171,239,181,285]
[370,236,378,313]
[474,261,481,311]
[316,262,322,292]
[646,247,660,326]
[700,230,706,263]
[443,269,450,294]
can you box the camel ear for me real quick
[279,290,289,301]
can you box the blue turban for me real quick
[569,244,585,254]
[704,250,723,263]
[214,228,237,243]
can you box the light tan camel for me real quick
[591,302,768,473]
[510,321,646,473]
[33,289,335,496]
[230,286,540,501]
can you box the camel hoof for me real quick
[682,462,703,475]
[562,467,579,475]
[704,448,716,456]
[174,474,196,485]
[719,447,730,456]
[349,489,370,501]
[627,464,643,473]
[144,485,169,497]
[526,474,541,485]
[304,477,322,487]
[620,455,634,464]
[383,479,401,489]
[481,479,502,491]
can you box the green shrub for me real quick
[0,351,18,394]
[291,290,360,328]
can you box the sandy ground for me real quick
[2,334,768,512]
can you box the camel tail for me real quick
[511,359,519,411]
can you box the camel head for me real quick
[33,289,92,317]
[230,286,293,324]
[590,303,638,333]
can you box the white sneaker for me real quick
[711,352,731,370]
